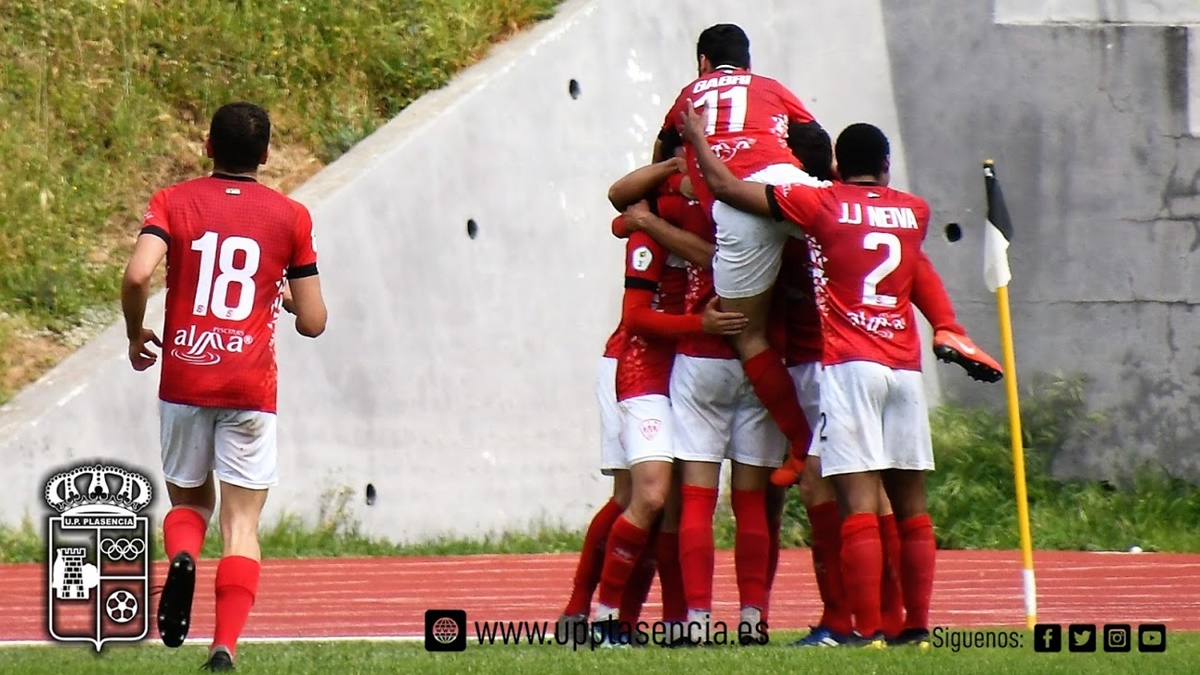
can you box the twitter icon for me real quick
[1069,624,1097,652]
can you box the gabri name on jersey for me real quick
[692,73,753,94]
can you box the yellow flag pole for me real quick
[995,282,1036,629]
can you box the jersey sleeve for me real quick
[139,189,172,245]
[287,202,319,280]
[659,90,688,137]
[624,231,667,291]
[766,184,826,232]
[772,79,815,125]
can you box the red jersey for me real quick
[777,238,824,366]
[142,175,319,413]
[615,232,687,401]
[767,182,930,371]
[662,67,815,207]
[668,199,737,361]
[603,323,626,359]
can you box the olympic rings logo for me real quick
[100,537,146,561]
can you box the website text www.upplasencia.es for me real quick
[424,611,768,651]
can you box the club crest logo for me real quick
[45,463,153,651]
[640,419,662,440]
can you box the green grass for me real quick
[4,380,1199,564]
[3,632,1199,674]
[0,0,562,400]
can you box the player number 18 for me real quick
[190,231,261,321]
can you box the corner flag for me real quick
[983,159,1036,630]
[983,162,1013,291]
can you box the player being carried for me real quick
[121,102,327,671]
[682,104,963,646]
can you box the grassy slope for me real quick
[0,0,561,401]
[4,633,1200,674]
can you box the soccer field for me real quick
[4,633,1199,675]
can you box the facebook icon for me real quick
[1034,624,1063,652]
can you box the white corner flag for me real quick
[983,161,1013,292]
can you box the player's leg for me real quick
[820,361,891,646]
[791,455,855,647]
[877,485,905,640]
[593,394,674,644]
[560,357,630,631]
[725,383,787,646]
[880,368,937,647]
[710,199,813,482]
[655,461,688,640]
[669,356,735,645]
[156,402,217,649]
[764,483,786,617]
[205,408,278,670]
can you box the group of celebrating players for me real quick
[556,23,1005,649]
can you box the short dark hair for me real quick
[696,24,750,70]
[209,102,271,173]
[656,126,683,163]
[787,122,833,182]
[834,123,890,179]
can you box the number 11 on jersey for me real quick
[694,86,748,134]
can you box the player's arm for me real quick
[622,237,746,337]
[607,158,685,211]
[912,250,966,334]
[122,194,171,371]
[679,105,773,218]
[287,204,327,338]
[622,200,714,270]
[776,80,817,125]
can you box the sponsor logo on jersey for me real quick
[710,138,756,162]
[846,310,908,339]
[170,325,252,366]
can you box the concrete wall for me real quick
[880,1,1200,479]
[0,0,923,539]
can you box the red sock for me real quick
[879,513,905,638]
[913,254,966,333]
[731,489,770,610]
[619,526,659,629]
[564,498,624,615]
[596,515,652,611]
[678,485,719,612]
[743,350,813,461]
[656,531,687,623]
[764,516,782,620]
[807,501,851,635]
[840,512,882,638]
[212,556,260,658]
[898,514,936,631]
[162,507,207,561]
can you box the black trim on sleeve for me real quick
[625,277,658,292]
[765,185,785,222]
[140,225,170,245]
[287,263,319,280]
[658,127,680,143]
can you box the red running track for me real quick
[3,549,1199,642]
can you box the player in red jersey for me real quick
[683,108,959,648]
[121,102,327,671]
[658,24,827,494]
[591,186,747,647]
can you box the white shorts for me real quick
[596,357,627,475]
[817,361,934,477]
[160,401,279,490]
[618,394,675,466]
[669,356,787,468]
[787,361,824,459]
[712,163,825,299]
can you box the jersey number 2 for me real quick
[862,232,901,308]
[191,232,261,321]
[695,86,748,134]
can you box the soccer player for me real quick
[121,102,327,671]
[591,191,747,647]
[658,24,825,485]
[682,107,952,647]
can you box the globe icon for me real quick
[432,616,460,644]
[105,590,139,623]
